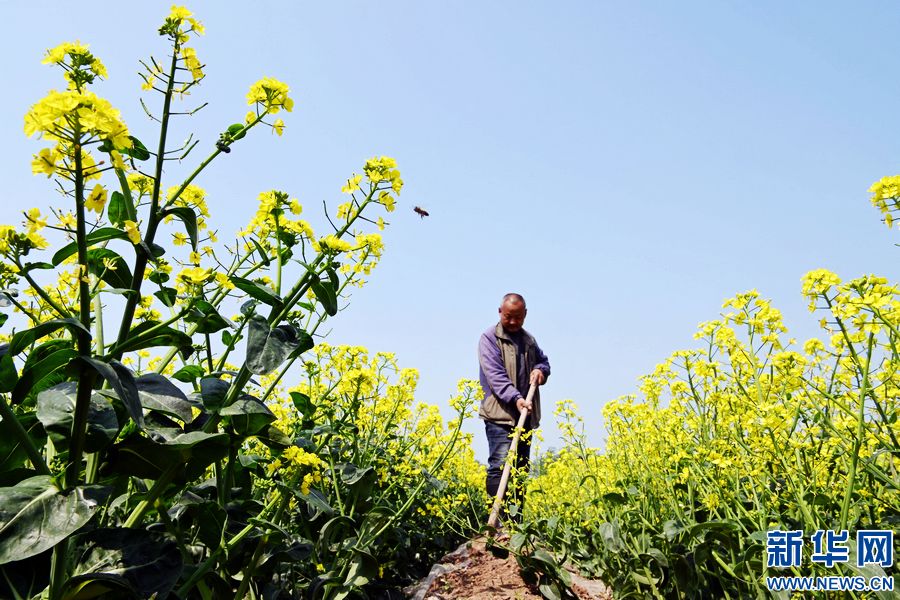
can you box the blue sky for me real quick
[2,1,899,459]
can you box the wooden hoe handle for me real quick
[486,383,536,529]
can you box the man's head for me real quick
[499,293,527,334]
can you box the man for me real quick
[478,293,550,520]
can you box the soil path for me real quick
[405,538,612,600]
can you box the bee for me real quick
[413,206,430,219]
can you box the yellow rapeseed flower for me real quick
[123,220,141,244]
[84,185,107,213]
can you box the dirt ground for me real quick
[405,538,612,600]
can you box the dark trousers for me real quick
[485,420,532,521]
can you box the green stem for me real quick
[84,452,100,485]
[112,166,138,222]
[5,294,41,324]
[48,548,68,600]
[235,483,296,599]
[68,141,96,459]
[215,461,227,508]
[839,333,874,530]
[153,253,258,375]
[366,407,467,544]
[212,313,250,373]
[143,186,386,551]
[174,485,284,597]
[15,262,71,319]
[51,130,95,600]
[83,287,107,486]
[221,442,237,504]
[105,307,188,357]
[123,464,178,528]
[161,113,265,212]
[112,47,247,360]
[92,285,105,355]
[275,215,283,297]
[204,333,214,372]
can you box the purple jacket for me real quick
[478,323,550,426]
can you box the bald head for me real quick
[501,292,526,308]
[499,293,527,333]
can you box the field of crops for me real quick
[0,6,897,600]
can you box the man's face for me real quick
[499,301,527,333]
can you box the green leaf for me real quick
[148,270,169,285]
[36,383,119,453]
[60,576,133,599]
[0,476,99,564]
[597,521,624,552]
[107,191,127,226]
[672,554,698,595]
[153,287,177,308]
[121,136,150,161]
[22,339,72,372]
[109,320,193,358]
[336,463,375,501]
[686,519,739,541]
[336,463,374,486]
[9,319,90,356]
[257,540,313,571]
[226,123,247,140]
[67,528,180,598]
[172,364,205,384]
[52,228,128,266]
[161,206,198,249]
[510,532,528,552]
[11,345,77,405]
[141,411,182,443]
[0,353,17,393]
[326,266,339,292]
[0,411,44,475]
[344,550,378,588]
[288,329,315,359]
[317,515,356,554]
[250,238,271,266]
[640,547,669,569]
[139,241,166,259]
[69,357,143,428]
[136,373,194,423]
[107,431,229,480]
[230,276,283,309]
[200,377,229,414]
[246,316,299,375]
[290,391,315,418]
[195,501,227,550]
[87,248,134,292]
[255,424,291,450]
[311,276,338,316]
[20,261,54,275]
[538,581,563,600]
[98,135,149,162]
[184,300,232,334]
[299,489,334,520]
[220,395,275,436]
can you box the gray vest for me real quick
[478,323,542,428]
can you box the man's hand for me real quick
[529,369,545,386]
[516,396,533,413]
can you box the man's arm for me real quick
[478,332,521,405]
[534,341,550,380]
[529,341,551,386]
